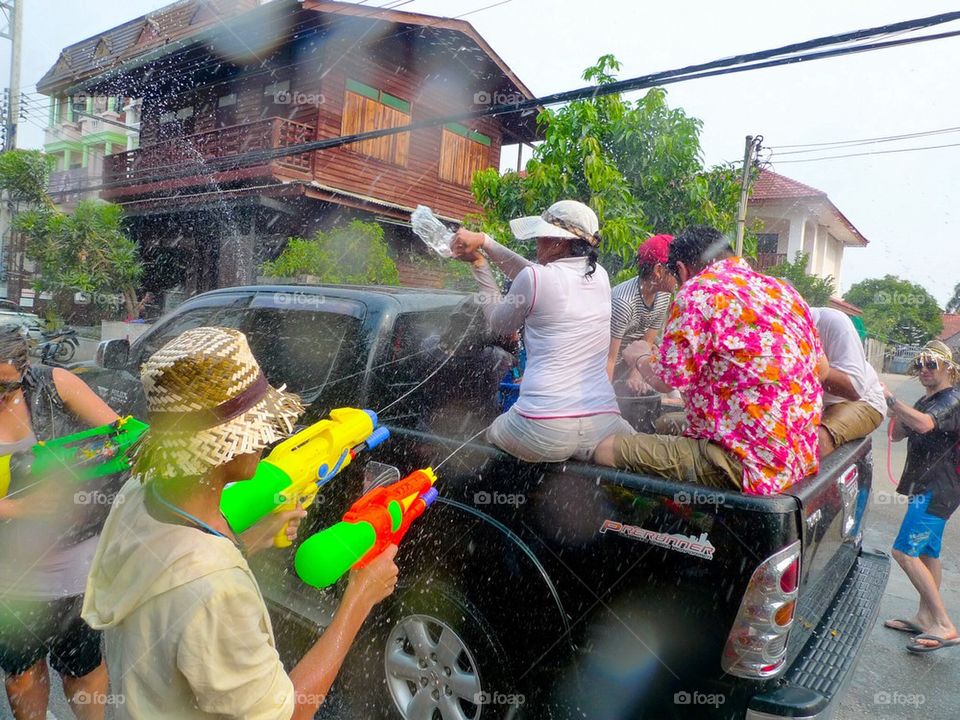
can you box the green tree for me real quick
[0,149,55,207]
[16,201,143,319]
[766,252,835,307]
[844,275,943,345]
[946,281,960,314]
[261,220,400,286]
[470,55,745,276]
[0,150,143,320]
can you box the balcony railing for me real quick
[755,252,787,271]
[103,117,315,187]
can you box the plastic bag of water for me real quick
[411,205,453,258]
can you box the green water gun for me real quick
[30,416,150,483]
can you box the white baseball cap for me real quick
[509,200,600,246]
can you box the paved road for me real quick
[3,374,954,719]
[836,373,958,720]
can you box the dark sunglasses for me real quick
[913,359,940,371]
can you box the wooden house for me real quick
[36,0,538,298]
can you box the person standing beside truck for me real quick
[449,200,633,463]
[82,326,400,719]
[811,307,885,457]
[607,234,677,391]
[882,340,960,653]
[594,225,824,495]
[0,323,120,720]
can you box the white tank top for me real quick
[513,257,620,419]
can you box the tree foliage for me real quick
[0,150,55,207]
[946,281,960,314]
[16,200,143,318]
[469,55,745,276]
[261,220,400,286]
[766,252,835,307]
[844,275,943,345]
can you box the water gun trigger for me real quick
[272,484,319,548]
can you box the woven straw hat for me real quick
[135,326,303,480]
[909,339,958,376]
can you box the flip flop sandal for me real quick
[906,634,960,653]
[884,618,925,634]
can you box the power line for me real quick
[81,18,960,192]
[21,8,960,195]
[769,125,960,154]
[772,140,960,164]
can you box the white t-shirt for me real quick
[471,238,620,419]
[811,307,886,417]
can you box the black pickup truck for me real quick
[85,284,889,720]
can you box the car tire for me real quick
[336,579,524,720]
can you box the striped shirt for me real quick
[610,277,672,344]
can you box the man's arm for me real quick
[289,547,399,719]
[822,366,862,402]
[622,340,673,394]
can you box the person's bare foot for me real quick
[908,622,958,649]
[884,618,926,634]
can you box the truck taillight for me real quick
[722,541,800,679]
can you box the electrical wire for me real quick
[773,140,960,164]
[769,124,960,152]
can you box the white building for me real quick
[747,169,868,292]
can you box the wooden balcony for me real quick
[103,118,315,196]
[755,252,787,271]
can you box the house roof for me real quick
[749,169,869,248]
[36,0,540,141]
[827,296,862,317]
[36,0,259,92]
[940,313,960,341]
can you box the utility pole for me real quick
[734,134,762,257]
[0,0,22,302]
[1,0,22,151]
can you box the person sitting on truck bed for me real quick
[594,225,824,495]
[811,307,885,457]
[449,200,633,463]
[883,341,960,653]
[607,234,677,392]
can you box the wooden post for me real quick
[734,135,755,257]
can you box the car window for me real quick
[133,297,249,367]
[240,308,363,407]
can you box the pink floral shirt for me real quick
[655,257,823,494]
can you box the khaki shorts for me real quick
[820,401,883,447]
[613,433,743,490]
[488,407,635,463]
[653,411,688,436]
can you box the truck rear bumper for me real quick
[745,548,890,720]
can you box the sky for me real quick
[6,0,960,307]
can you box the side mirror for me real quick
[96,338,130,369]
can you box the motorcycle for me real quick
[37,326,79,365]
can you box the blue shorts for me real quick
[893,493,947,559]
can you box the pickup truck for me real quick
[85,283,889,720]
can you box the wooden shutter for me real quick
[340,88,410,165]
[439,127,490,187]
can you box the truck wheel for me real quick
[341,581,522,720]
